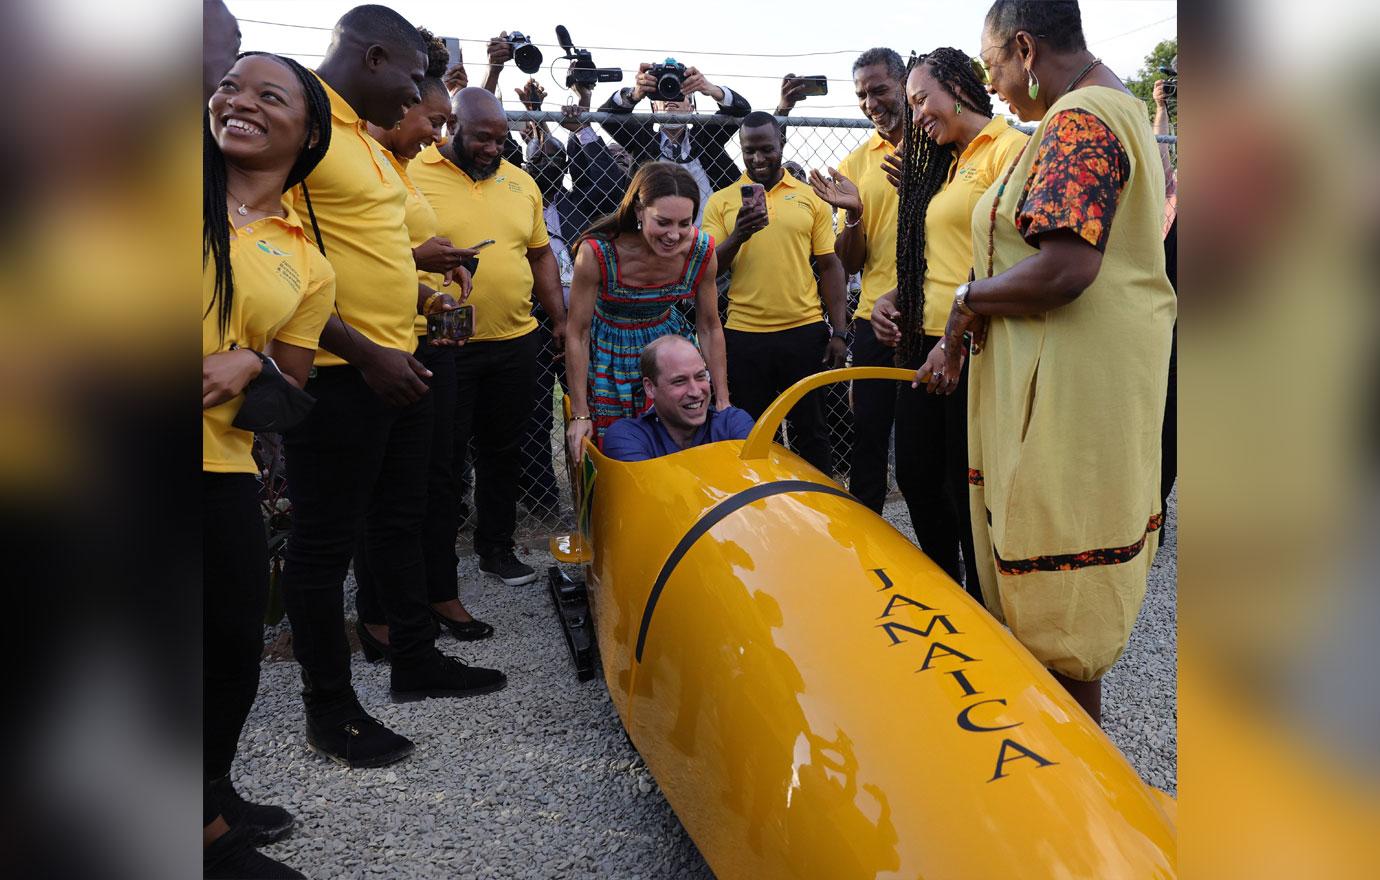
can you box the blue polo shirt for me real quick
[602,406,755,462]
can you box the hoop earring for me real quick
[1027,69,1039,100]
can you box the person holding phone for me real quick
[410,86,568,589]
[353,28,495,655]
[203,51,333,879]
[701,112,847,474]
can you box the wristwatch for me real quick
[954,282,975,317]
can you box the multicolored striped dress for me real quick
[587,230,715,438]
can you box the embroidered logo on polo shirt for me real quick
[256,241,289,257]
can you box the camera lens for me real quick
[657,73,683,101]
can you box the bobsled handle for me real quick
[740,367,918,461]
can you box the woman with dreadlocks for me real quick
[926,0,1176,726]
[869,48,1026,596]
[202,51,333,879]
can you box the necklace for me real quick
[227,189,277,217]
[1061,57,1102,97]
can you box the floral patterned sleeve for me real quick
[1016,109,1130,252]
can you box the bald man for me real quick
[410,87,567,588]
[602,337,755,462]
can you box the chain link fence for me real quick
[506,111,878,537]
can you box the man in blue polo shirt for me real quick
[603,336,754,462]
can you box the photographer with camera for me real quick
[598,59,752,223]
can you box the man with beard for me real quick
[279,5,506,772]
[807,47,906,512]
[410,87,568,587]
[701,112,846,474]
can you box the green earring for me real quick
[1027,70,1039,100]
[955,102,963,115]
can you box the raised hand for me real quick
[515,77,546,111]
[808,167,863,215]
[777,73,810,113]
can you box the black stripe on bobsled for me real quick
[634,480,856,663]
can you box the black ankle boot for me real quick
[208,776,294,845]
[204,823,304,879]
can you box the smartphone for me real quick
[470,239,496,250]
[796,75,828,97]
[740,183,767,217]
[427,304,475,342]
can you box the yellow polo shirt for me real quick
[919,116,1029,334]
[409,147,549,342]
[288,76,418,366]
[202,204,336,473]
[836,130,899,322]
[702,173,835,332]
[382,149,444,336]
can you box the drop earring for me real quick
[1026,69,1039,100]
[955,102,963,115]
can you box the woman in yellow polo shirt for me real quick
[922,0,1176,726]
[869,48,1027,597]
[202,52,333,879]
[354,28,495,650]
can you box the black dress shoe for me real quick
[355,618,392,663]
[390,652,507,703]
[305,714,414,769]
[204,823,305,879]
[430,608,495,641]
[208,776,294,845]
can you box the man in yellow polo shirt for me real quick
[702,112,846,474]
[807,47,906,512]
[279,6,505,771]
[410,87,567,587]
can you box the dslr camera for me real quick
[507,31,543,75]
[554,25,623,88]
[649,58,687,102]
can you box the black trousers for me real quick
[203,471,268,824]
[356,340,458,614]
[452,330,540,561]
[724,323,832,474]
[517,311,561,514]
[1161,326,1177,512]
[281,364,435,726]
[893,335,979,596]
[848,320,897,512]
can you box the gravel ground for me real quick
[241,490,1177,878]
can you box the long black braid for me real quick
[203,52,332,340]
[894,47,994,365]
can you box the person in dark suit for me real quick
[598,61,752,223]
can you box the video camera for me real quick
[508,31,543,75]
[649,58,687,102]
[554,25,623,88]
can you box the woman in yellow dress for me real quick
[921,0,1175,724]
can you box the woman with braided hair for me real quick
[870,47,1026,595]
[202,51,333,879]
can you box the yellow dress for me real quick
[967,87,1176,681]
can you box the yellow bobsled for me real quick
[551,368,1175,879]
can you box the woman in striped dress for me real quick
[565,162,730,458]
